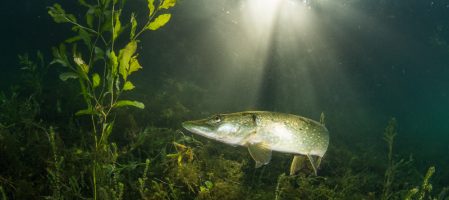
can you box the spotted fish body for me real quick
[182,111,330,175]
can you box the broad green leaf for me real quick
[114,100,145,109]
[59,72,79,81]
[147,0,155,16]
[75,108,96,116]
[160,0,176,9]
[128,56,142,75]
[110,51,118,76]
[130,13,137,39]
[113,10,121,41]
[123,81,135,91]
[118,40,137,80]
[148,14,171,30]
[92,73,100,88]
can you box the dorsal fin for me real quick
[251,113,258,126]
[320,112,325,126]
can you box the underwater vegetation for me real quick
[0,0,448,200]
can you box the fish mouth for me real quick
[181,121,191,130]
[182,120,213,136]
[181,121,197,132]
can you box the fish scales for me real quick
[182,111,329,175]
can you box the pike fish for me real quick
[182,111,329,175]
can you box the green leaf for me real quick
[130,13,137,39]
[51,44,69,67]
[65,35,82,43]
[48,4,69,23]
[123,81,135,91]
[86,7,95,28]
[128,56,142,75]
[110,51,118,76]
[148,14,171,30]
[147,0,155,16]
[101,13,113,33]
[48,4,77,24]
[113,10,121,41]
[101,122,114,144]
[160,0,176,9]
[78,28,92,49]
[92,73,100,88]
[93,46,105,61]
[78,0,93,7]
[75,108,96,116]
[114,100,145,109]
[118,40,137,80]
[59,72,79,81]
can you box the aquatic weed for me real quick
[405,166,436,200]
[47,0,177,198]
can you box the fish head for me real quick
[182,113,256,145]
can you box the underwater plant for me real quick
[381,118,412,199]
[405,166,435,200]
[47,0,176,199]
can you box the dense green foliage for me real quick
[0,0,448,200]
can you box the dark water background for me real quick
[1,0,449,187]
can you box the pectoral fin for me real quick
[247,142,272,168]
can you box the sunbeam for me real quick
[191,0,398,130]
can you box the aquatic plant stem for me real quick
[91,113,99,200]
[62,15,107,45]
[133,1,163,40]
[93,161,97,200]
[381,118,398,200]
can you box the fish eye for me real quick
[210,115,221,123]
